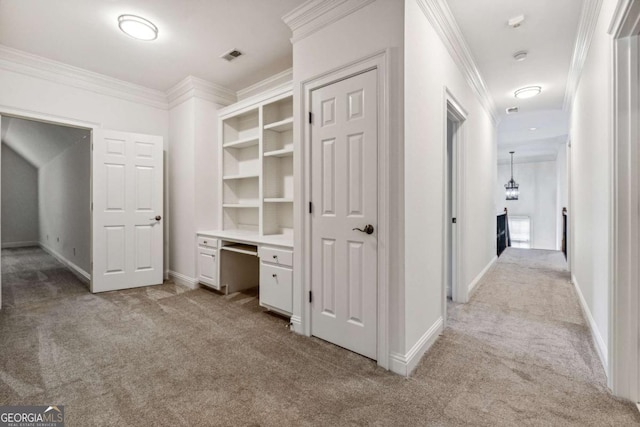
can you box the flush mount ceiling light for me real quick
[514,86,541,99]
[118,15,158,41]
[529,127,537,131]
[508,15,525,28]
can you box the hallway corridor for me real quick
[426,248,639,425]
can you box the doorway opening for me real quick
[1,115,91,309]
[444,94,467,308]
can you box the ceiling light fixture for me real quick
[513,51,528,61]
[514,86,542,99]
[118,15,158,41]
[505,151,520,201]
[529,127,537,131]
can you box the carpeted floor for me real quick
[1,246,638,426]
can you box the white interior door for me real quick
[310,69,378,359]
[92,129,163,293]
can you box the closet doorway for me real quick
[1,115,91,308]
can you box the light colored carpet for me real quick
[0,246,638,426]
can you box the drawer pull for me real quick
[272,273,277,278]
[273,255,278,259]
[203,240,208,244]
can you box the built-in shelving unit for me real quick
[219,88,294,242]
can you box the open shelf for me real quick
[220,244,258,256]
[223,173,259,181]
[222,108,259,145]
[264,148,293,158]
[264,117,293,132]
[223,203,259,208]
[223,136,259,149]
[264,198,293,203]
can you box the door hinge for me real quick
[309,202,313,214]
[452,217,457,224]
[309,112,313,124]
[309,291,313,303]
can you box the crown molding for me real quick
[237,68,293,100]
[563,0,603,112]
[415,0,499,124]
[282,0,376,43]
[218,81,293,119]
[0,44,169,110]
[166,75,236,109]
[608,0,640,37]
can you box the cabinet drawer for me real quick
[260,263,292,314]
[260,246,293,268]
[197,247,218,288]
[197,236,218,248]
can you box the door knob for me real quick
[150,215,162,221]
[353,224,374,234]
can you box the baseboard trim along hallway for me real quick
[572,273,608,373]
[390,317,444,376]
[468,255,498,296]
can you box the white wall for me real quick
[556,143,568,250]
[0,66,170,271]
[1,143,38,246]
[292,0,406,358]
[496,160,558,250]
[405,0,497,353]
[569,0,618,370]
[168,97,220,282]
[39,138,90,274]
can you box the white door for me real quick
[92,129,164,293]
[310,69,378,359]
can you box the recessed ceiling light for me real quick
[513,51,528,61]
[118,15,158,41]
[529,127,537,131]
[514,86,542,99]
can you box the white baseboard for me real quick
[468,255,498,296]
[290,315,303,334]
[168,270,199,289]
[389,316,443,376]
[1,241,39,249]
[39,242,90,284]
[572,273,608,373]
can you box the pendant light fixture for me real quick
[505,151,519,200]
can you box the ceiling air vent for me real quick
[220,49,243,62]
[506,106,519,114]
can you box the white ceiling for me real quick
[1,117,90,168]
[447,0,583,161]
[0,0,304,92]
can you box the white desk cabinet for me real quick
[196,231,293,316]
[197,237,219,290]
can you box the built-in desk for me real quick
[196,230,293,316]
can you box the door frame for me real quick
[609,0,640,402]
[442,88,468,321]
[300,50,390,368]
[0,107,97,307]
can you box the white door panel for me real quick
[311,70,378,359]
[92,130,163,292]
